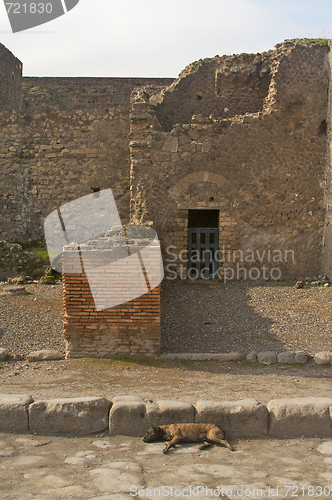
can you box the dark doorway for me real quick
[188,209,219,228]
[187,210,219,278]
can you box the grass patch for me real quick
[70,356,167,370]
[25,84,86,106]
[34,250,49,258]
[44,87,87,106]
[15,242,48,257]
[304,38,330,47]
[17,242,32,250]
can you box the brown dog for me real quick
[143,423,233,454]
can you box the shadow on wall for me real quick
[160,280,277,354]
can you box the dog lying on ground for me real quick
[143,423,233,454]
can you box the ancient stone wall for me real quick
[0,43,22,112]
[130,39,331,280]
[323,44,332,279]
[153,52,272,132]
[0,76,173,244]
[0,39,331,282]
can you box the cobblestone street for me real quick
[2,433,332,500]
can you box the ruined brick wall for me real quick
[153,52,272,132]
[0,76,173,244]
[63,273,160,358]
[0,43,22,112]
[62,239,161,358]
[130,39,331,280]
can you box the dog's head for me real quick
[143,426,165,442]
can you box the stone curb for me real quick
[195,399,268,438]
[28,350,65,362]
[29,397,111,436]
[164,350,317,365]
[2,395,332,439]
[0,349,332,365]
[267,398,332,438]
[0,394,33,433]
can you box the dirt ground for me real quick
[2,356,332,404]
[161,279,332,355]
[1,279,332,403]
[2,283,332,500]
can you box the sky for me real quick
[0,0,331,78]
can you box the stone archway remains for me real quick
[167,171,239,279]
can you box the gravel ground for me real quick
[160,279,332,355]
[0,283,64,356]
[0,280,331,357]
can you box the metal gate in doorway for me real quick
[187,228,219,279]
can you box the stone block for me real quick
[29,397,111,435]
[246,352,257,362]
[314,352,332,365]
[195,399,268,437]
[109,400,147,437]
[112,396,145,404]
[162,136,178,153]
[0,394,33,433]
[257,351,277,364]
[295,351,310,364]
[28,350,65,361]
[0,348,8,361]
[146,400,195,425]
[219,352,245,361]
[132,102,148,111]
[188,129,200,140]
[267,398,332,437]
[163,352,244,361]
[277,351,295,364]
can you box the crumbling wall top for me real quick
[152,38,331,133]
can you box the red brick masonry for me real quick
[62,234,161,359]
[62,225,162,358]
[63,271,160,358]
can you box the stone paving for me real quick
[1,432,332,500]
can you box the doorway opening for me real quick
[188,209,219,228]
[187,209,219,279]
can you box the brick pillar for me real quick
[62,240,161,358]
